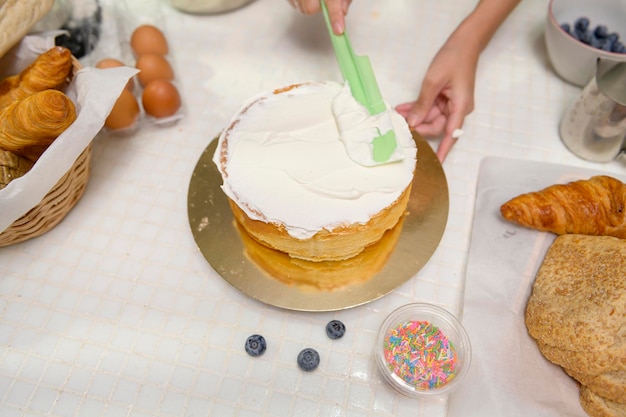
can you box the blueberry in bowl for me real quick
[561,17,626,54]
[546,0,626,87]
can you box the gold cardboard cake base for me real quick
[187,132,449,311]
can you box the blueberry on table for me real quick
[325,320,346,339]
[297,348,320,371]
[245,334,267,357]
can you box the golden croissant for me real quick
[0,46,73,110]
[500,175,626,238]
[0,89,77,161]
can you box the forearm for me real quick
[450,0,521,53]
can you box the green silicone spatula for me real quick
[321,1,398,164]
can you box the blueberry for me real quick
[245,334,266,357]
[560,23,571,34]
[594,25,609,39]
[574,17,590,32]
[612,41,626,54]
[590,36,603,49]
[576,29,592,45]
[599,39,613,52]
[297,348,320,371]
[608,33,619,43]
[325,320,346,339]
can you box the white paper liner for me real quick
[0,33,138,234]
[448,157,626,417]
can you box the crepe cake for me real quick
[213,81,417,262]
[525,234,626,415]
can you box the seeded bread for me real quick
[0,0,55,58]
[566,369,626,405]
[525,234,626,417]
[579,385,626,417]
[535,341,626,376]
[525,234,626,356]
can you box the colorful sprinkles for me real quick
[383,320,458,390]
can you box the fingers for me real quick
[396,101,445,136]
[397,98,467,163]
[287,0,305,13]
[326,0,348,34]
[436,134,457,163]
[404,77,444,129]
[288,0,349,34]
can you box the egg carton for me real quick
[86,0,185,133]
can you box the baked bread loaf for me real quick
[0,0,55,58]
[525,234,626,415]
[500,175,626,238]
[213,81,417,262]
[567,369,626,405]
[0,45,73,110]
[580,386,626,417]
[0,148,33,189]
[0,89,77,161]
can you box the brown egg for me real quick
[130,24,169,56]
[95,58,135,91]
[135,53,174,87]
[105,88,140,130]
[142,79,181,118]
[95,58,125,69]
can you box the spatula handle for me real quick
[321,1,385,115]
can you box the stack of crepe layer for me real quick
[525,234,626,417]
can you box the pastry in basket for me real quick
[0,89,77,161]
[525,234,626,416]
[0,45,73,109]
[0,148,33,189]
[580,385,626,417]
[500,175,626,238]
[213,81,417,262]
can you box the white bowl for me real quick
[375,303,471,398]
[546,0,626,87]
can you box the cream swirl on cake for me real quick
[213,81,417,261]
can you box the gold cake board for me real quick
[187,132,449,312]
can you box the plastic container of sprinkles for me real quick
[376,303,472,398]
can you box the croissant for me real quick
[0,89,77,161]
[500,175,626,238]
[0,46,73,110]
[0,148,34,189]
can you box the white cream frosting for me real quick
[213,81,417,240]
[332,83,406,166]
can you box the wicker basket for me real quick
[0,144,92,247]
[0,55,92,248]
